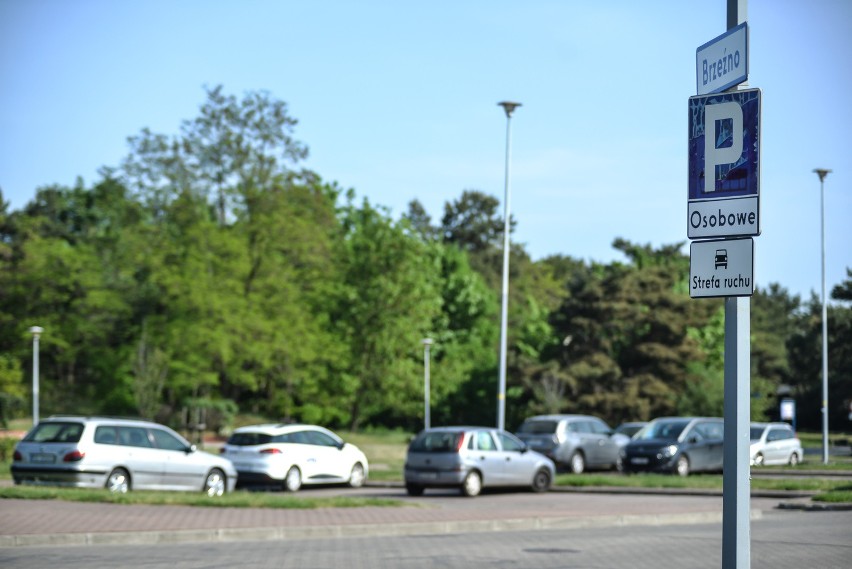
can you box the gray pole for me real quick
[723,297,750,569]
[422,338,433,430]
[496,101,520,432]
[722,2,749,569]
[29,326,43,426]
[814,168,831,465]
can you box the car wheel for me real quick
[675,455,690,477]
[284,466,302,492]
[753,453,765,467]
[789,452,800,466]
[406,483,424,496]
[203,468,226,497]
[348,463,366,488]
[569,451,586,474]
[106,468,130,493]
[531,468,552,493]
[461,471,482,497]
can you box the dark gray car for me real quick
[404,427,555,497]
[515,414,620,474]
[620,417,724,476]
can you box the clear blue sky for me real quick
[2,0,850,302]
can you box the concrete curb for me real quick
[0,509,760,548]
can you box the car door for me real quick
[766,427,790,464]
[688,420,724,471]
[587,419,619,468]
[497,431,534,485]
[115,426,165,489]
[150,427,206,490]
[301,429,347,482]
[470,430,505,486]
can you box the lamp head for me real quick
[497,101,522,118]
[29,326,44,338]
[813,168,832,182]
[422,338,433,347]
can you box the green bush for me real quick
[0,437,18,462]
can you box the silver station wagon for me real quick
[11,416,237,495]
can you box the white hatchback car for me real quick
[221,424,369,491]
[11,416,237,495]
[750,422,803,466]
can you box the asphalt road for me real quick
[2,508,849,569]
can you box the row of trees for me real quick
[1,87,849,433]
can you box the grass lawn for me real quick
[0,485,406,508]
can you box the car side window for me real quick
[694,422,723,441]
[589,420,611,435]
[687,425,705,442]
[94,426,119,445]
[768,428,790,442]
[498,432,524,452]
[304,430,339,447]
[475,431,497,451]
[575,422,593,434]
[150,428,188,451]
[118,426,153,448]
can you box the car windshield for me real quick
[409,431,463,452]
[22,421,84,443]
[749,426,765,441]
[636,420,690,442]
[516,420,559,435]
[227,432,274,446]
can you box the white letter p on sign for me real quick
[703,101,743,193]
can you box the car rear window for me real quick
[22,421,84,443]
[517,420,559,435]
[227,432,274,446]
[409,431,463,452]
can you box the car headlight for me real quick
[661,444,679,458]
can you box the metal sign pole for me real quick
[723,297,750,569]
[721,4,750,569]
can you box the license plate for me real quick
[630,457,649,465]
[30,453,56,464]
[417,471,438,480]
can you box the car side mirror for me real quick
[688,436,699,444]
[187,444,197,454]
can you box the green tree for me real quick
[334,198,443,430]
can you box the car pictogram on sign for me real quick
[715,249,728,269]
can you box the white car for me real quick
[750,422,803,466]
[221,424,368,491]
[12,416,237,495]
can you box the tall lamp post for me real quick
[497,101,521,432]
[422,338,433,430]
[813,168,831,465]
[29,326,44,426]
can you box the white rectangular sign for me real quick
[688,196,758,238]
[690,238,754,298]
[696,22,748,95]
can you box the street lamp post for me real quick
[497,101,521,432]
[29,326,43,426]
[422,338,433,430]
[813,168,831,465]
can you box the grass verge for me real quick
[0,486,406,509]
[554,472,851,494]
